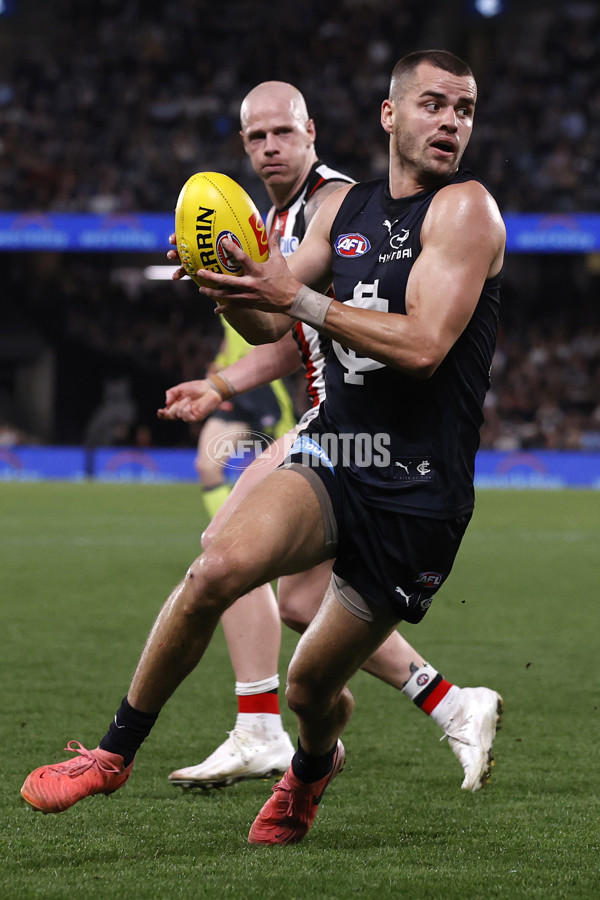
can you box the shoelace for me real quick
[225,730,255,764]
[47,741,121,778]
[272,782,296,818]
[440,714,474,746]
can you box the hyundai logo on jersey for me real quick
[334,233,371,257]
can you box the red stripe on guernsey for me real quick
[237,692,281,715]
[270,210,289,236]
[294,322,320,409]
[307,176,326,199]
[420,679,453,715]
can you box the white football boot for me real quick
[168,722,295,790]
[440,686,504,791]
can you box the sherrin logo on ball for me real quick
[175,172,269,289]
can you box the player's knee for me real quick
[188,543,261,613]
[285,680,312,718]
[182,551,235,616]
[278,596,310,634]
[285,670,323,718]
[277,580,314,633]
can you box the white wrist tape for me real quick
[290,285,332,330]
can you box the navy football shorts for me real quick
[281,435,471,624]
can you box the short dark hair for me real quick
[390,50,474,98]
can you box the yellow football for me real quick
[174,171,269,289]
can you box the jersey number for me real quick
[332,280,388,384]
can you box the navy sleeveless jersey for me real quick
[317,168,501,518]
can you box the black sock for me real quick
[99,696,159,767]
[291,739,336,784]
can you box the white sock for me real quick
[428,686,461,728]
[235,712,285,739]
[234,676,285,738]
[235,676,280,695]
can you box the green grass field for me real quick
[1,482,599,900]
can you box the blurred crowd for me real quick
[1,0,599,452]
[3,249,598,453]
[482,323,600,452]
[1,0,599,214]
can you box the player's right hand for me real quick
[157,379,222,422]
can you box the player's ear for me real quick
[381,99,394,134]
[306,118,316,144]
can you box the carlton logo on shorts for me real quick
[334,233,371,257]
[393,584,438,623]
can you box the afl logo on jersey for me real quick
[335,233,371,257]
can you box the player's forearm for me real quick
[216,336,301,396]
[291,287,442,378]
[221,306,291,345]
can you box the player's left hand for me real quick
[196,231,301,315]
[157,378,222,422]
[166,233,189,281]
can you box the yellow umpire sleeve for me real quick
[215,320,296,440]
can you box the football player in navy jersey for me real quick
[163,81,502,794]
[189,50,506,844]
[21,57,506,845]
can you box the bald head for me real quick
[240,81,310,131]
[239,81,317,207]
